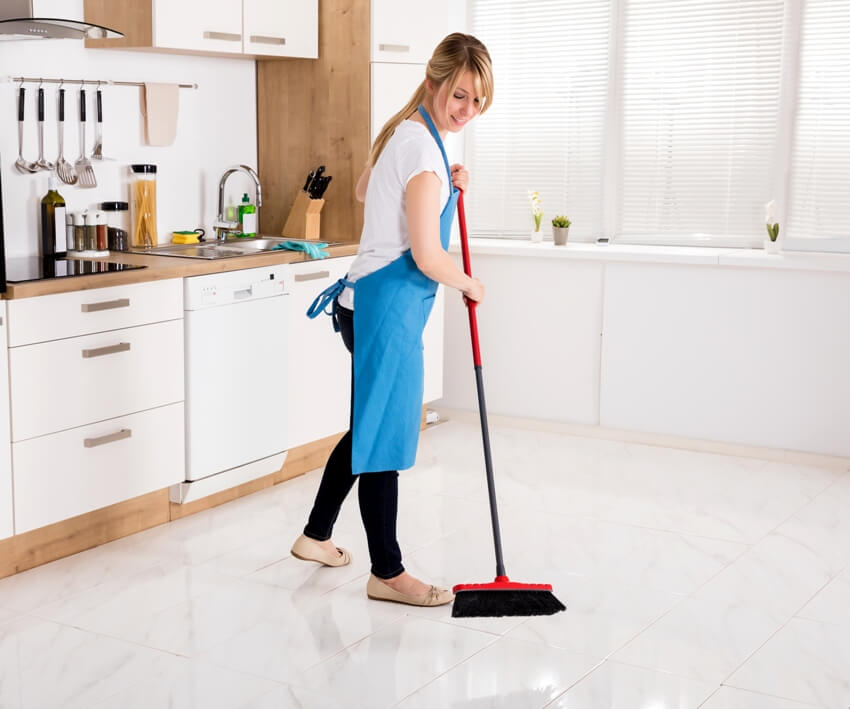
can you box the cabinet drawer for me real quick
[7,278,183,347]
[12,403,185,534]
[10,319,184,442]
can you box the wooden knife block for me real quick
[282,192,325,240]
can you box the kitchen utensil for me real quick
[35,87,54,171]
[313,165,326,184]
[315,175,332,199]
[91,87,104,160]
[14,87,38,174]
[302,169,316,193]
[74,89,97,188]
[55,88,77,185]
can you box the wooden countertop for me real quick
[2,243,360,299]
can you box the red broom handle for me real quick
[457,191,482,367]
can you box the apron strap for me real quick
[417,104,456,193]
[306,276,355,332]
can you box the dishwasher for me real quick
[171,264,291,504]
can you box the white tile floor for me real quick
[1,418,849,708]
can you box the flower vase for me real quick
[763,238,780,254]
[530,229,543,243]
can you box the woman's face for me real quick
[431,70,483,134]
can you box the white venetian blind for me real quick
[467,0,611,239]
[787,1,850,240]
[618,0,784,241]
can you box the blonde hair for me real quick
[367,33,494,167]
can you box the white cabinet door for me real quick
[288,257,354,450]
[154,0,244,54]
[371,0,451,63]
[423,285,445,404]
[243,0,317,58]
[0,306,12,540]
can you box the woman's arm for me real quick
[355,167,371,203]
[406,171,484,302]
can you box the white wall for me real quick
[440,246,850,458]
[0,1,257,259]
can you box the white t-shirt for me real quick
[338,119,450,310]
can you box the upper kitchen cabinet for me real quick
[84,0,318,59]
[371,0,452,63]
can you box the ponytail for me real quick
[367,82,428,167]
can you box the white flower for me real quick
[528,190,542,217]
[764,200,776,224]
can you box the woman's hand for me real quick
[463,277,485,305]
[451,164,469,192]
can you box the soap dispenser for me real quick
[238,193,257,237]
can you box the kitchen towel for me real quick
[141,83,179,146]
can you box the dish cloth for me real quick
[142,83,179,146]
[272,240,329,259]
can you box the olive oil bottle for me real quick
[40,176,67,258]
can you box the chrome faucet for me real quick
[214,165,263,240]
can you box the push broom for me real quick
[451,190,566,618]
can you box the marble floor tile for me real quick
[693,532,834,618]
[506,573,684,658]
[547,660,716,709]
[397,636,601,709]
[699,686,820,708]
[612,597,784,685]
[89,657,280,709]
[727,617,850,708]
[299,615,497,708]
[797,568,850,627]
[0,614,178,709]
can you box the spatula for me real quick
[74,88,97,188]
[56,88,78,185]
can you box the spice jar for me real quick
[73,211,86,251]
[85,210,98,251]
[95,210,108,251]
[65,212,74,252]
[130,164,158,248]
[101,201,129,233]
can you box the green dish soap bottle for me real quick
[41,175,67,258]
[238,193,257,237]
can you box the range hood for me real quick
[0,0,123,41]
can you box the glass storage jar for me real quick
[130,164,158,248]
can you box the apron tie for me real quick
[306,276,355,332]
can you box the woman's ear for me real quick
[425,78,435,95]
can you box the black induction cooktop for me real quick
[4,257,147,284]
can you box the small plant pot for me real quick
[763,237,780,254]
[530,229,543,243]
[553,226,570,246]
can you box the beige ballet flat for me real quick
[290,534,351,567]
[366,573,454,607]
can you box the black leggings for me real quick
[303,303,404,580]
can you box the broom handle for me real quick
[457,191,507,579]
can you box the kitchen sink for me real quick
[129,236,342,259]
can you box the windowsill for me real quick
[448,238,850,274]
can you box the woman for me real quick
[293,33,494,607]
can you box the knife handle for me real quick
[302,170,315,192]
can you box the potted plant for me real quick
[552,215,571,245]
[528,191,543,242]
[764,200,780,254]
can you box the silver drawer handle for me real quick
[251,35,286,45]
[295,270,330,282]
[204,30,242,41]
[81,297,130,313]
[84,428,132,448]
[379,43,410,53]
[82,342,131,359]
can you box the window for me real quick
[467,0,850,248]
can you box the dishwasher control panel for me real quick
[184,264,291,310]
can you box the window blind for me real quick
[788,0,850,240]
[618,0,785,241]
[467,0,611,239]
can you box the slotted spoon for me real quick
[56,88,77,185]
[74,88,97,188]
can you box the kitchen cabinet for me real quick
[371,0,452,63]
[84,0,318,59]
[6,278,185,534]
[0,305,13,541]
[287,257,355,450]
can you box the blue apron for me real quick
[307,104,458,474]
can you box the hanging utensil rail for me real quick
[8,76,198,89]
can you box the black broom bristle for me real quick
[451,589,566,618]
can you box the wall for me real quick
[440,244,850,458]
[0,1,257,259]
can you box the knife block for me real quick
[282,192,325,241]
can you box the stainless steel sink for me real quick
[129,236,341,260]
